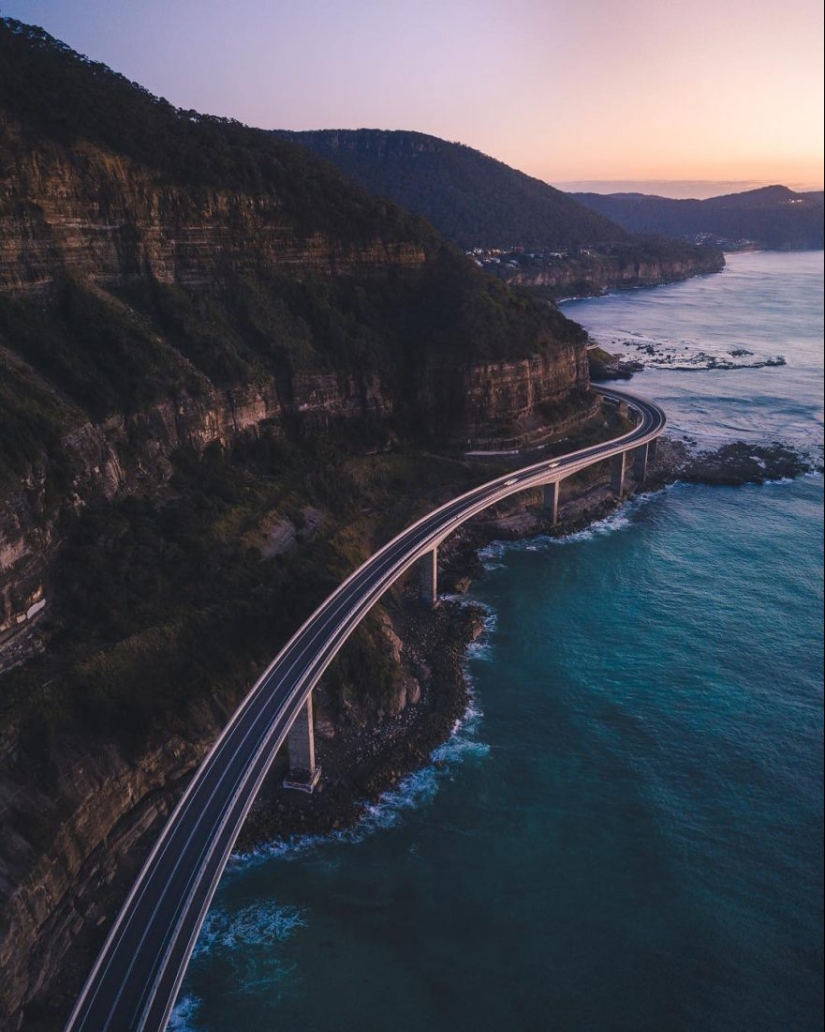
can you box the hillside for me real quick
[0,18,602,1027]
[278,128,725,293]
[277,128,630,250]
[0,19,597,481]
[571,186,825,250]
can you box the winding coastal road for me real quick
[65,387,665,1032]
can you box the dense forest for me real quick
[0,18,589,487]
[572,186,825,250]
[277,128,631,250]
[277,129,727,281]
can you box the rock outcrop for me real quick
[498,247,725,297]
[0,130,427,294]
[0,697,228,1026]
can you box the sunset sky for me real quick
[2,0,822,197]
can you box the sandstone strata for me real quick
[0,698,227,1026]
[501,249,725,296]
[0,128,426,294]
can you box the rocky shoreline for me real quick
[11,431,818,1032]
[235,433,817,856]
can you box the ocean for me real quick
[170,251,824,1032]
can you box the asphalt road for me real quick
[65,387,665,1032]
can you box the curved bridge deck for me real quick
[66,387,665,1032]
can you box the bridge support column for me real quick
[542,481,560,525]
[284,693,322,793]
[648,437,658,463]
[633,442,649,483]
[611,451,627,498]
[419,547,438,607]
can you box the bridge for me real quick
[65,387,665,1032]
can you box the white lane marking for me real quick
[71,389,665,1029]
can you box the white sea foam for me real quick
[167,994,202,1032]
[191,901,307,960]
[230,648,491,871]
[477,499,648,562]
[168,902,306,1028]
[607,332,786,373]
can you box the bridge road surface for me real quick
[65,388,665,1032]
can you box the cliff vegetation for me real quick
[277,128,725,288]
[0,17,599,1027]
[572,186,825,251]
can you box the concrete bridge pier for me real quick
[542,481,560,525]
[419,546,438,607]
[611,450,627,498]
[633,442,650,483]
[648,437,658,463]
[283,692,322,792]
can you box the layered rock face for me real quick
[464,351,589,431]
[0,698,227,1026]
[0,130,426,293]
[501,249,725,296]
[459,350,593,448]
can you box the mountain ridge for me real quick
[571,185,824,249]
[275,127,633,249]
[276,128,725,294]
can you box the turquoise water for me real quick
[171,252,824,1032]
[563,250,824,457]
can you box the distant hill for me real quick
[571,186,824,250]
[276,129,631,250]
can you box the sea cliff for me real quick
[491,244,726,299]
[0,18,602,1028]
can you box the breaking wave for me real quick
[477,492,664,564]
[168,902,307,1030]
[229,650,491,872]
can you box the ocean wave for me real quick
[466,638,495,661]
[477,501,651,560]
[167,994,202,1032]
[191,901,307,960]
[762,476,796,487]
[168,903,306,1030]
[230,682,490,870]
[451,597,498,661]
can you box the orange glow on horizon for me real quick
[1,0,822,194]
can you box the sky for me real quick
[1,0,823,197]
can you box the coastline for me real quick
[27,433,818,1030]
[236,433,815,855]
